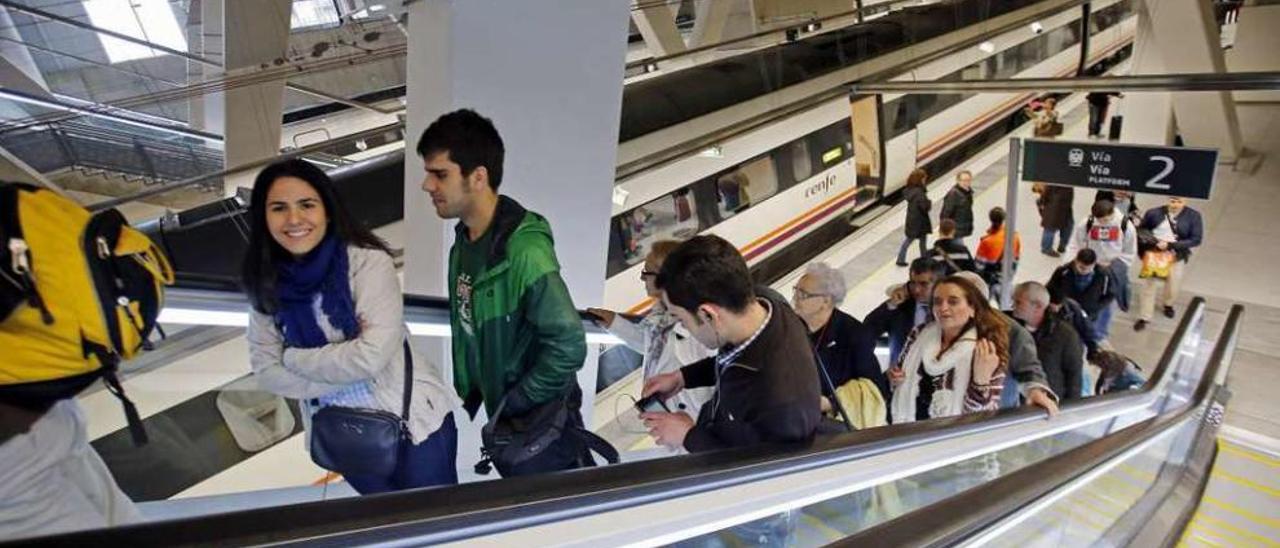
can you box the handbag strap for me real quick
[400,339,413,422]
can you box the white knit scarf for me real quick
[890,323,978,424]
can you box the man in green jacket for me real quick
[418,109,588,475]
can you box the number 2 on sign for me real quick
[1146,155,1174,190]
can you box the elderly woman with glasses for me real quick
[792,263,890,418]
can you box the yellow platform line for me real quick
[1217,471,1280,499]
[1189,513,1280,547]
[1221,442,1280,470]
[1181,524,1236,547]
[1201,496,1280,530]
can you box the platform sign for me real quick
[1021,139,1218,200]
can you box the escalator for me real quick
[8,294,1244,546]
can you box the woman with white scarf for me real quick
[889,275,1008,423]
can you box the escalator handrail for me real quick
[15,298,1205,547]
[833,302,1244,547]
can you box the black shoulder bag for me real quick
[477,384,619,477]
[309,340,412,478]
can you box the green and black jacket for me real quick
[448,196,586,418]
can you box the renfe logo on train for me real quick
[1021,139,1217,200]
[804,173,838,199]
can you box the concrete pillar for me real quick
[218,0,291,194]
[632,1,686,56]
[690,0,734,48]
[186,0,207,130]
[1124,0,1242,160]
[402,0,630,461]
[0,7,49,96]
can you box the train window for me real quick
[610,191,703,274]
[808,120,853,170]
[738,155,780,207]
[788,140,814,186]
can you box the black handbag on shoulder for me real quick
[476,384,619,477]
[309,340,412,478]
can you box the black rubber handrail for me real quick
[831,301,1242,547]
[10,297,1205,547]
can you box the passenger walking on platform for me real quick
[939,170,975,243]
[897,168,932,267]
[975,207,1021,299]
[791,262,890,419]
[1095,190,1139,226]
[1035,183,1074,257]
[1047,249,1118,340]
[641,235,820,452]
[929,219,977,276]
[887,276,1008,423]
[1027,97,1062,138]
[866,258,945,367]
[1134,197,1203,332]
[243,159,461,494]
[1086,92,1122,139]
[418,109,594,476]
[587,240,714,424]
[1069,200,1137,337]
[1012,282,1083,401]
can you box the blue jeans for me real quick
[1000,374,1021,409]
[898,235,928,264]
[344,413,458,494]
[1040,224,1072,253]
[1092,304,1115,340]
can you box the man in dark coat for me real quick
[1037,183,1074,257]
[940,170,976,243]
[1013,282,1084,401]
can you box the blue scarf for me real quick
[275,233,359,348]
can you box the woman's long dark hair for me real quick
[241,158,392,314]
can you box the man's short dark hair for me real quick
[989,206,1007,227]
[1091,199,1115,219]
[939,218,957,236]
[656,235,754,314]
[1075,248,1098,265]
[416,109,505,190]
[910,257,945,278]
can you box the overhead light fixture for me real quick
[368,3,386,12]
[1029,21,1044,34]
[978,41,996,53]
[803,21,822,33]
[698,146,723,158]
[355,139,369,151]
[612,187,630,207]
[644,62,659,73]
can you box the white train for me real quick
[602,0,1137,315]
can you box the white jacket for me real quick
[247,246,461,444]
[608,303,715,418]
[1070,211,1137,267]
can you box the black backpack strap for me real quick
[400,339,413,423]
[576,429,620,465]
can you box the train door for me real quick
[850,94,884,207]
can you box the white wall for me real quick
[1226,5,1280,103]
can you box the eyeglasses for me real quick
[792,287,823,301]
[640,270,658,279]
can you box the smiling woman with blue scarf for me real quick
[243,159,460,494]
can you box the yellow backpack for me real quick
[0,182,174,444]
